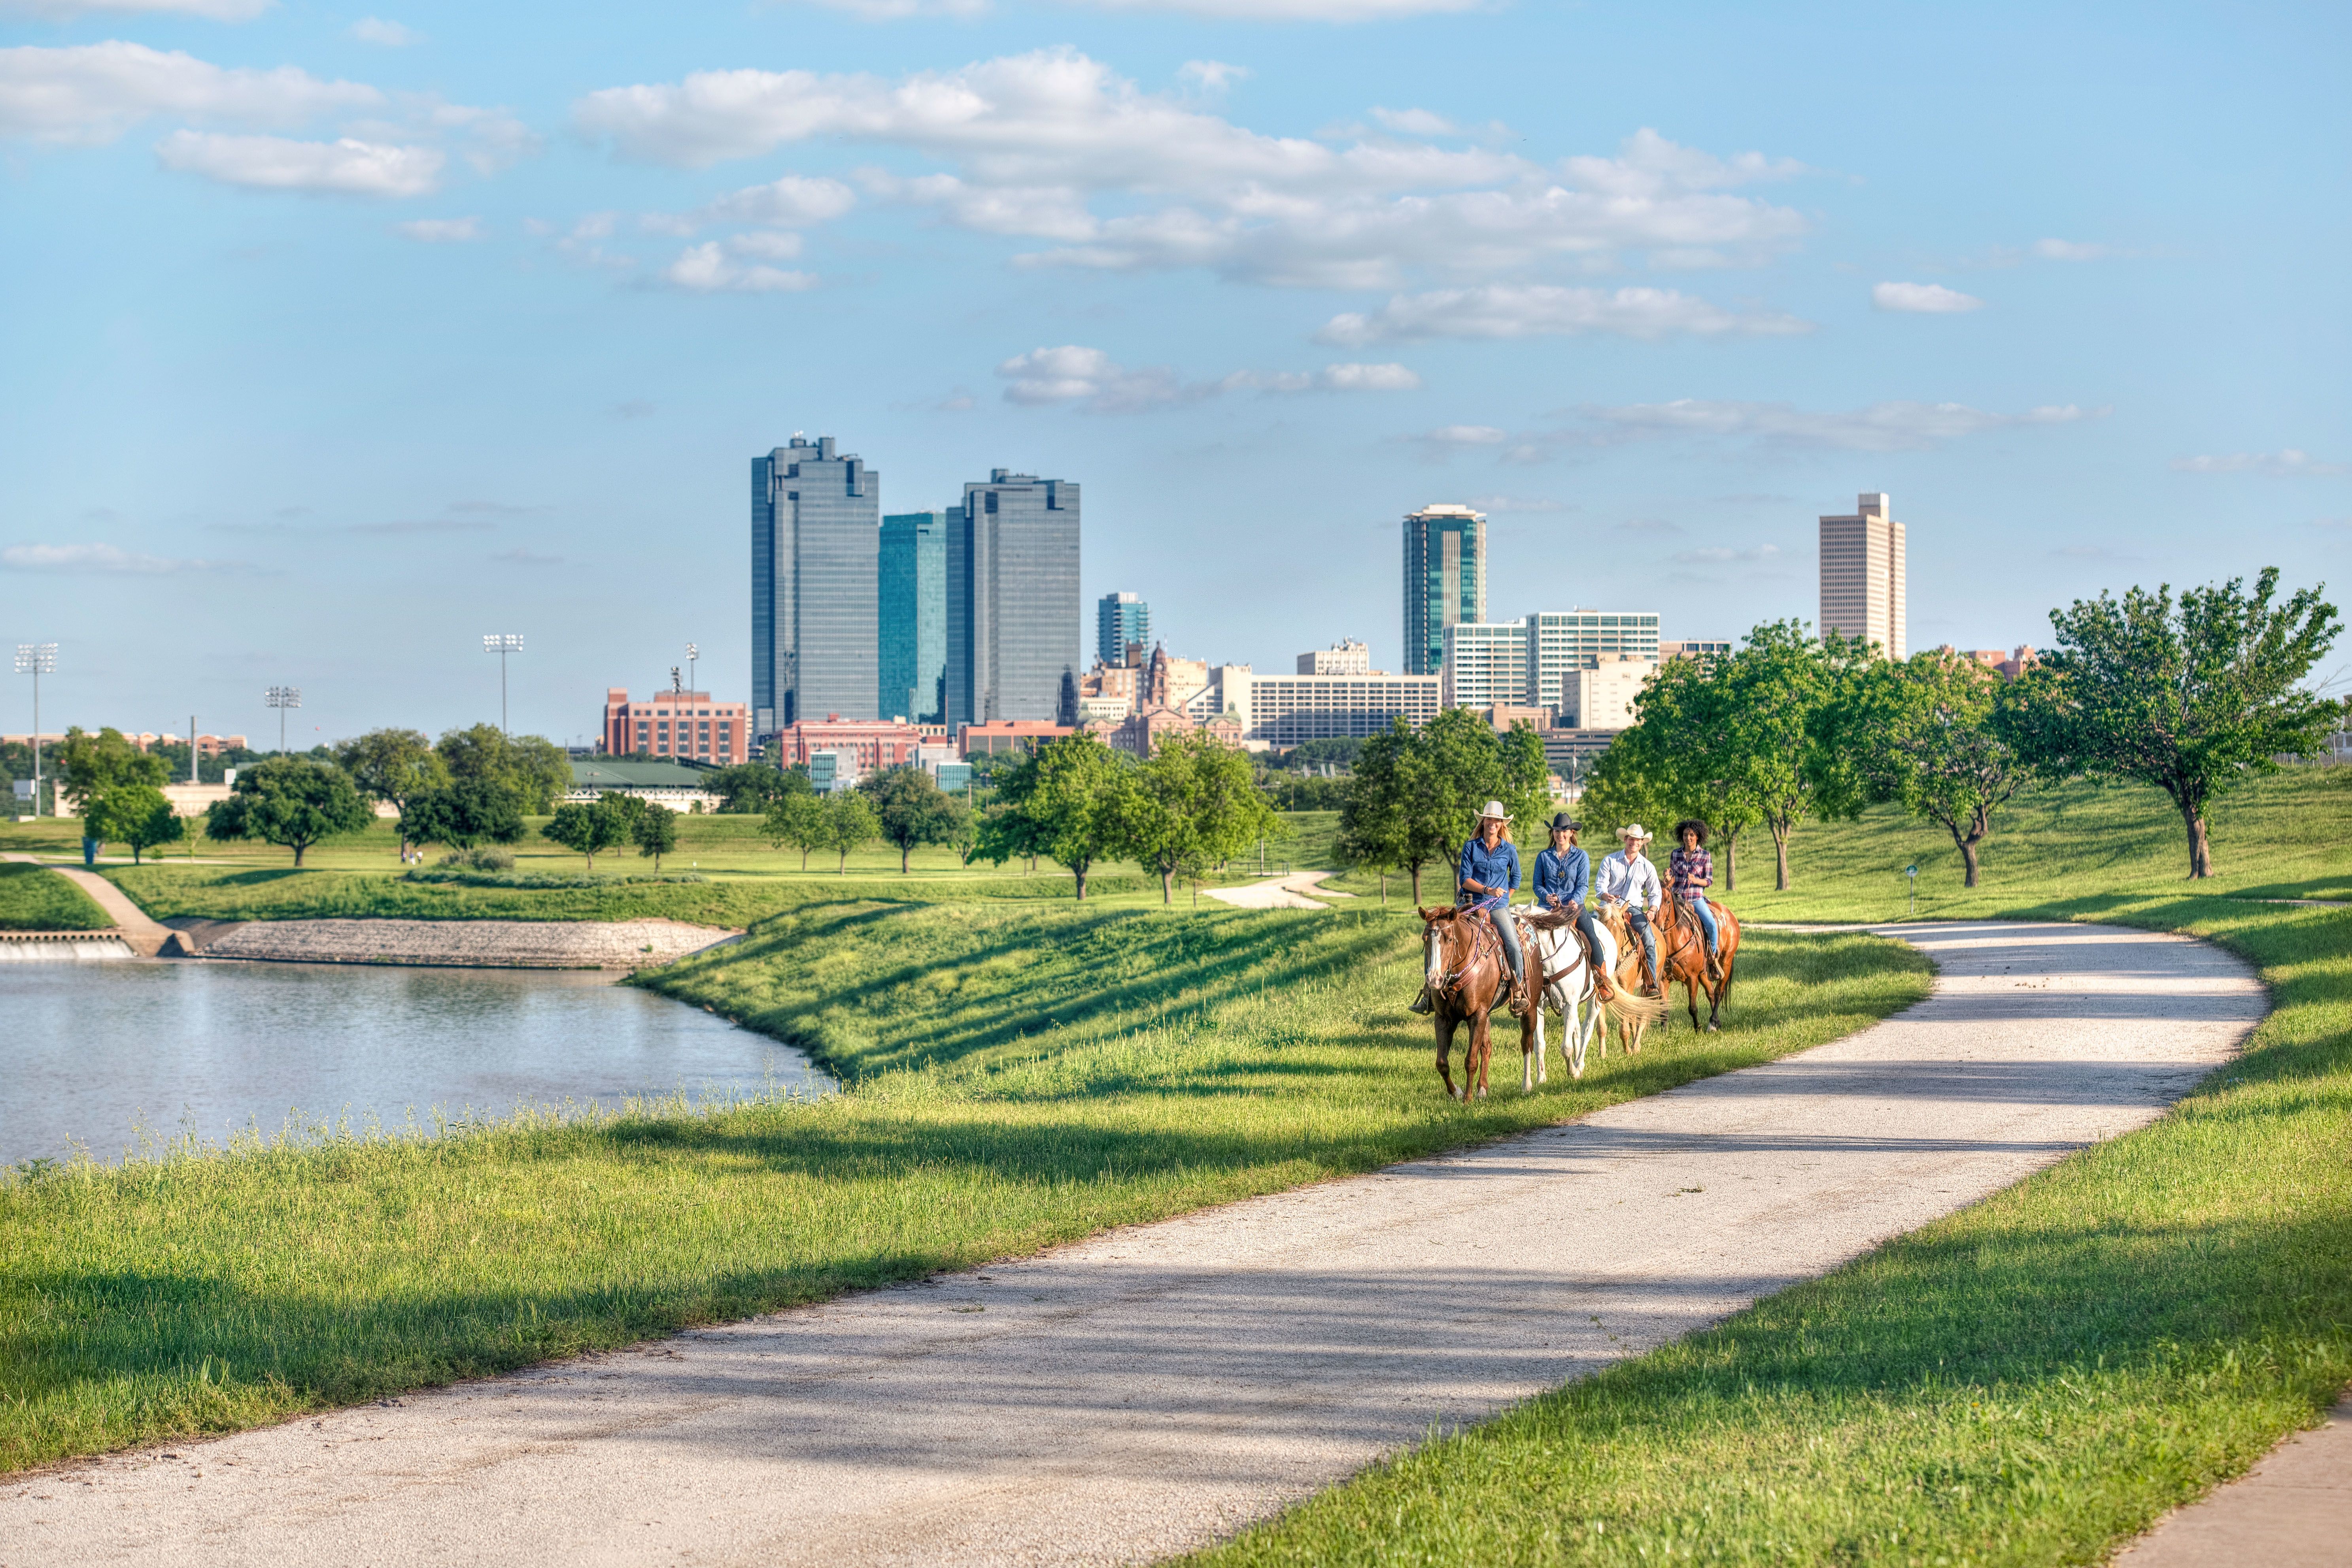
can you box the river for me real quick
[0,958,833,1169]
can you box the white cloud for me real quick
[995,345,1414,412]
[2170,449,2349,477]
[1576,398,2098,453]
[1,542,233,573]
[0,42,379,144]
[156,130,442,196]
[0,0,271,19]
[395,215,480,241]
[726,229,804,260]
[1372,106,1456,136]
[1673,543,1782,564]
[1420,424,1507,444]
[1465,494,1571,513]
[574,55,1808,287]
[662,241,816,293]
[349,17,420,45]
[1872,280,1984,313]
[1177,60,1247,93]
[702,173,858,227]
[2033,238,2111,261]
[1319,284,1810,344]
[1223,361,1422,393]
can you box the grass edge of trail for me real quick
[1182,896,2352,1568]
[0,863,113,932]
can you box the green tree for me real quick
[541,795,638,869]
[333,729,448,854]
[763,791,827,871]
[2003,568,2343,878]
[633,802,680,869]
[85,784,185,864]
[437,725,574,814]
[858,766,970,873]
[1702,620,1865,891]
[971,733,1133,900]
[203,756,373,866]
[705,763,798,814]
[1834,649,2043,887]
[1610,656,1765,891]
[55,727,169,814]
[1122,731,1282,904]
[819,790,879,873]
[1337,720,1448,905]
[399,780,526,858]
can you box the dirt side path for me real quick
[0,921,2266,1567]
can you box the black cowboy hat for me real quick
[1672,818,1710,846]
[1550,812,1580,832]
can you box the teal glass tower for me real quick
[1402,503,1487,676]
[1096,591,1149,667]
[880,510,949,724]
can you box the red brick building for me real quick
[603,688,750,764]
[958,720,1076,758]
[772,716,925,772]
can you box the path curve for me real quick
[0,854,169,955]
[1200,871,1353,910]
[0,921,2267,1566]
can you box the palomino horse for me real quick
[1594,900,1664,1057]
[1653,892,1742,1033]
[1415,905,1513,1101]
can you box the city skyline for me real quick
[2,5,2343,741]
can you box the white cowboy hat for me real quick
[1619,822,1651,841]
[1477,800,1511,821]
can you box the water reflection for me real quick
[0,959,832,1167]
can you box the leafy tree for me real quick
[819,790,879,873]
[706,762,802,814]
[1703,620,1865,891]
[1122,730,1282,904]
[541,795,639,870]
[203,756,373,866]
[971,733,1133,900]
[333,729,448,853]
[85,784,185,864]
[2003,568,2343,878]
[763,791,828,871]
[437,725,573,814]
[1608,657,1765,891]
[858,766,970,873]
[55,727,169,814]
[400,780,526,858]
[1337,720,1447,905]
[1833,649,2043,887]
[633,802,680,869]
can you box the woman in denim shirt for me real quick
[1413,801,1528,1016]
[1532,812,1616,1002]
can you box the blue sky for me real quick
[2,0,2345,746]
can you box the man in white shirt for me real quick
[1594,824,1663,994]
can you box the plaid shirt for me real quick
[1669,846,1713,901]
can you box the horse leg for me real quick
[1524,999,1540,1092]
[1472,1009,1491,1101]
[1435,1013,1458,1101]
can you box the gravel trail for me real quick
[0,920,2265,1567]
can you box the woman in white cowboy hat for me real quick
[1594,822,1664,994]
[1461,800,1530,1013]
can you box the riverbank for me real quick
[160,915,739,969]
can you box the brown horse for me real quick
[1593,901,1671,1057]
[1653,893,1742,1033]
[1416,905,1515,1101]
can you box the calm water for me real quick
[0,959,832,1168]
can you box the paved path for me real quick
[0,921,2267,1567]
[1200,871,1353,910]
[0,853,169,955]
[2116,1393,2352,1566]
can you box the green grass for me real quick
[0,862,113,931]
[0,903,1929,1473]
[1180,773,2352,1568]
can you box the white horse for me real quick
[1510,907,1608,1087]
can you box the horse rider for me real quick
[1532,812,1617,1003]
[1595,823,1664,995]
[1410,801,1529,1017]
[1669,818,1725,984]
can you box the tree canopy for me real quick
[971,733,1132,900]
[400,780,526,858]
[858,766,969,873]
[332,729,448,821]
[203,756,374,866]
[84,784,184,864]
[818,791,879,873]
[1121,730,1282,904]
[55,727,169,814]
[763,791,827,871]
[1338,709,1551,905]
[1832,649,2043,886]
[632,802,681,869]
[540,794,642,869]
[437,725,572,814]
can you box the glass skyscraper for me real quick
[880,510,949,724]
[751,435,878,733]
[947,470,1081,729]
[1402,503,1487,676]
[1096,591,1149,667]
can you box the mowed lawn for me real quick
[0,897,1929,1473]
[1188,771,2352,1568]
[0,862,113,931]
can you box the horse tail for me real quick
[1610,990,1668,1025]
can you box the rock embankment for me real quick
[165,917,737,969]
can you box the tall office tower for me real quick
[946,469,1081,729]
[1402,503,1487,676]
[1524,611,1661,706]
[752,435,880,734]
[1097,591,1149,668]
[879,511,950,724]
[1818,492,1907,658]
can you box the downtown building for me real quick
[1440,611,1664,722]
[1402,503,1487,676]
[603,687,751,765]
[880,510,949,724]
[752,435,879,735]
[1096,591,1149,669]
[1209,660,1441,750]
[947,470,1081,732]
[1819,492,1907,657]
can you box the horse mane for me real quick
[1520,907,1579,931]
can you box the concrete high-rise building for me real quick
[1440,623,1528,709]
[1524,611,1661,705]
[880,510,949,724]
[947,469,1081,731]
[1818,492,1907,658]
[1097,592,1149,669]
[1297,639,1372,676]
[1402,504,1487,676]
[752,435,879,734]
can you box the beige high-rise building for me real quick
[1818,492,1906,657]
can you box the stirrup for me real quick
[1408,987,1434,1015]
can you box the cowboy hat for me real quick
[1550,812,1580,832]
[1619,822,1651,840]
[1477,800,1511,821]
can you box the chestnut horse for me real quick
[1590,901,1673,1058]
[1416,905,1513,1101]
[1653,892,1742,1033]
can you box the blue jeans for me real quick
[1684,895,1719,955]
[1463,897,1523,984]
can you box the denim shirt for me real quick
[1456,836,1521,910]
[1532,846,1589,909]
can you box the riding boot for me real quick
[1408,984,1434,1016]
[1506,973,1531,1017]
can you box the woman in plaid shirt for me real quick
[1668,819,1724,983]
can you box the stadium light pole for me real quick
[264,686,300,754]
[686,642,699,694]
[15,642,56,817]
[484,634,524,734]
